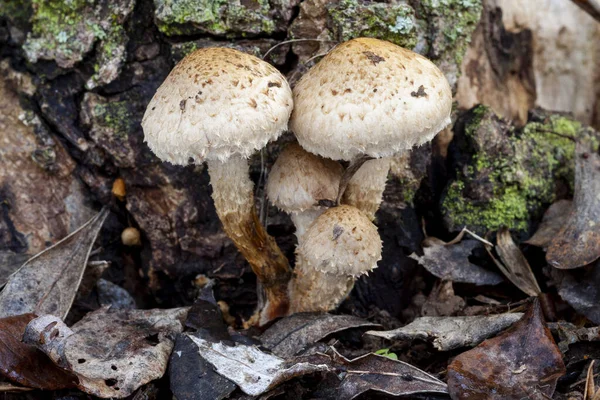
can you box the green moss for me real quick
[444,181,530,231]
[442,109,584,234]
[93,100,132,138]
[0,0,32,29]
[327,0,418,49]
[154,0,276,37]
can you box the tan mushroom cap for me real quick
[290,37,452,161]
[298,205,382,277]
[266,143,342,213]
[142,47,293,165]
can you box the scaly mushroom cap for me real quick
[298,205,382,277]
[290,37,452,161]
[142,47,293,165]
[266,143,343,213]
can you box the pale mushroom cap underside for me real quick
[266,143,343,213]
[298,205,382,276]
[290,37,453,161]
[142,47,293,164]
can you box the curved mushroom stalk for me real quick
[342,158,391,221]
[208,156,292,324]
[288,205,382,314]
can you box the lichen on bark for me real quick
[153,0,296,37]
[22,0,134,84]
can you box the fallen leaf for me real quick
[525,200,573,247]
[585,360,596,400]
[549,321,600,353]
[169,286,236,400]
[488,227,541,297]
[315,348,448,400]
[365,313,523,351]
[421,280,466,317]
[547,136,600,269]
[0,314,78,390]
[187,335,330,396]
[23,307,188,398]
[260,313,379,358]
[77,260,111,300]
[554,260,600,324]
[410,239,504,286]
[447,299,566,399]
[96,279,136,309]
[0,251,29,287]
[0,208,109,319]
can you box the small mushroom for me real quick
[266,143,342,241]
[289,205,382,313]
[290,37,452,219]
[142,48,294,324]
[121,227,141,246]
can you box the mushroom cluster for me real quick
[142,38,452,325]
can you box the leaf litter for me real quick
[169,285,237,400]
[23,307,188,398]
[486,227,541,297]
[314,348,448,400]
[0,313,78,390]
[546,134,600,269]
[410,227,504,286]
[365,313,523,351]
[260,312,380,358]
[447,299,566,399]
[0,207,109,319]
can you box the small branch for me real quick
[262,39,338,60]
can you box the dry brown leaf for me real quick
[547,136,600,269]
[187,335,330,396]
[553,260,600,325]
[526,200,573,247]
[447,299,566,399]
[585,360,596,400]
[410,239,504,286]
[365,313,523,351]
[315,349,448,399]
[488,227,541,297]
[169,286,236,400]
[23,307,188,398]
[0,314,78,390]
[260,313,379,358]
[0,208,109,319]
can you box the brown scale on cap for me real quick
[290,37,452,221]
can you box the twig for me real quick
[262,39,338,60]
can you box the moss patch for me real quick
[327,0,418,49]
[154,0,287,37]
[442,107,583,234]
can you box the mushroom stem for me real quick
[207,156,292,323]
[290,209,325,242]
[336,155,374,205]
[289,254,355,313]
[342,158,391,221]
